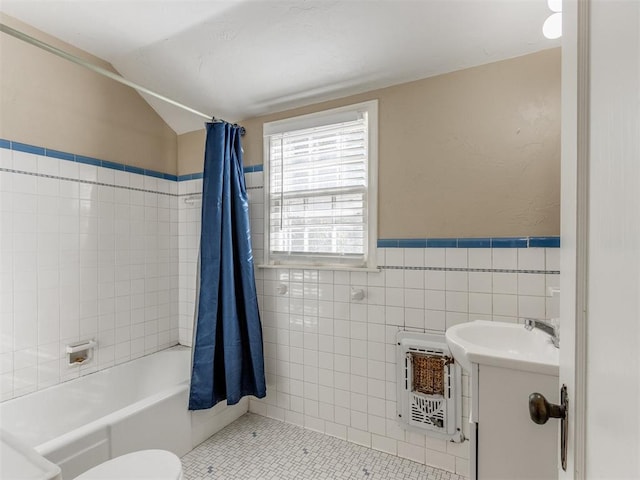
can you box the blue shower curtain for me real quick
[188,122,266,410]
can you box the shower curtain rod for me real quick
[0,22,245,133]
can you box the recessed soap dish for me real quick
[66,339,96,366]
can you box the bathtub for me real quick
[0,346,248,479]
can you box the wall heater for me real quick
[396,331,464,442]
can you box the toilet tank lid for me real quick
[74,450,182,480]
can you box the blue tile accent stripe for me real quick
[491,237,528,248]
[145,169,165,179]
[378,236,560,248]
[376,239,399,248]
[397,239,427,248]
[12,141,46,155]
[75,155,101,167]
[458,237,491,248]
[178,164,262,180]
[3,139,266,182]
[426,238,458,248]
[101,160,125,171]
[1,138,256,183]
[177,172,204,181]
[378,239,428,248]
[124,165,146,176]
[3,139,178,182]
[529,236,561,248]
[43,149,74,161]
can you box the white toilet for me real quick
[74,450,183,480]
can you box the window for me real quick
[263,100,378,269]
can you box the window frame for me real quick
[262,100,378,270]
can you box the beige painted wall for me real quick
[177,129,206,176]
[179,48,561,238]
[0,14,177,174]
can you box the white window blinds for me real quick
[265,102,376,267]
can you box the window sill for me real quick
[256,264,380,273]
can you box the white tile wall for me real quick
[0,148,179,401]
[242,171,560,477]
[177,179,202,346]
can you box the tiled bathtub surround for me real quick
[0,146,180,401]
[178,178,202,346]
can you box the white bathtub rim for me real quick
[3,345,190,404]
[34,382,189,456]
[1,345,191,450]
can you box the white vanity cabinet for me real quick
[472,364,559,479]
[445,320,561,480]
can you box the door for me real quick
[560,1,640,478]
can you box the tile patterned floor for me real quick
[181,413,467,480]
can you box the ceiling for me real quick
[0,1,560,134]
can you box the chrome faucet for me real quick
[524,318,560,348]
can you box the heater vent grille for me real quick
[397,332,463,442]
[410,394,445,428]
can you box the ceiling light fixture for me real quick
[543,0,562,39]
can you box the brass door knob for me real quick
[528,392,566,425]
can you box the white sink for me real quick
[445,320,559,375]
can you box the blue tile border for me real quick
[378,239,427,248]
[377,239,400,248]
[3,138,188,182]
[3,138,261,181]
[101,160,125,171]
[529,236,561,248]
[426,238,458,248]
[75,154,101,167]
[378,236,560,248]
[145,169,165,179]
[43,149,74,161]
[12,141,46,155]
[397,239,427,248]
[177,172,204,181]
[458,237,491,248]
[244,164,264,173]
[491,237,528,248]
[123,165,146,176]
